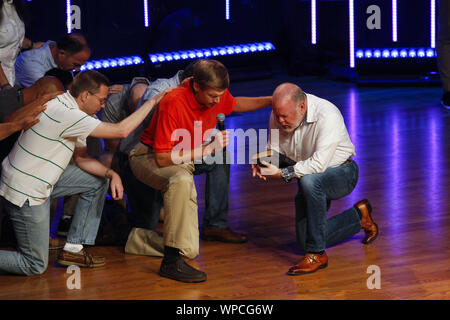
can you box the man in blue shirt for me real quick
[15,33,90,88]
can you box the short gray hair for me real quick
[291,86,307,105]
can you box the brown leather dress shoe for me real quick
[287,252,328,275]
[354,199,379,244]
[57,249,105,268]
[200,227,248,243]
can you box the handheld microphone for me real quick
[217,113,225,131]
[216,113,226,161]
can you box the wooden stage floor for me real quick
[0,72,449,300]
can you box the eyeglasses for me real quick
[88,91,107,105]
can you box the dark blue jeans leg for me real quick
[193,161,230,228]
[119,153,162,230]
[295,160,361,253]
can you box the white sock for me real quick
[63,243,83,253]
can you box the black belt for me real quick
[141,140,152,148]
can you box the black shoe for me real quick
[201,227,248,243]
[57,216,72,237]
[159,258,207,283]
[441,92,450,110]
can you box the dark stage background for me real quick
[21,0,440,83]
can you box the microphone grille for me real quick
[217,113,225,121]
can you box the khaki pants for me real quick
[128,143,199,259]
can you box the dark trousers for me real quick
[119,152,162,230]
[295,160,362,253]
[194,160,230,228]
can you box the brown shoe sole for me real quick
[49,245,64,250]
[286,263,328,276]
[158,270,207,283]
[57,259,105,268]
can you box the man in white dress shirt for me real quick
[252,82,379,275]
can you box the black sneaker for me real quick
[57,216,72,237]
[159,258,207,283]
[441,92,450,110]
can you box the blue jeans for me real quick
[295,160,361,253]
[0,165,108,275]
[194,161,230,229]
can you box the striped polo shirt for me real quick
[0,92,101,207]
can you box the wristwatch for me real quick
[280,166,296,183]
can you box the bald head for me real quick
[272,83,306,109]
[22,76,64,105]
[36,76,65,93]
[272,83,307,132]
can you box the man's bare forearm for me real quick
[90,97,159,139]
[0,122,21,140]
[155,144,210,167]
[116,97,158,137]
[233,96,272,113]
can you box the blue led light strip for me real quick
[431,0,436,48]
[311,0,317,45]
[355,48,436,59]
[144,0,149,27]
[66,0,72,33]
[148,42,275,64]
[349,0,355,68]
[79,56,144,71]
[392,0,397,42]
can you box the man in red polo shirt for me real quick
[129,59,272,283]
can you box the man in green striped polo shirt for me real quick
[0,70,168,275]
